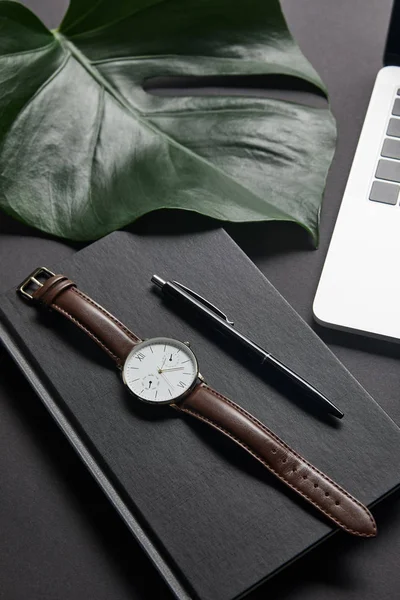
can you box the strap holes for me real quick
[335,501,340,506]
[314,483,318,488]
[271,449,276,454]
[282,458,287,463]
[325,492,329,497]
[303,475,307,479]
[292,467,297,473]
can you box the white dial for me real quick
[122,337,198,404]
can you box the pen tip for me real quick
[333,408,344,419]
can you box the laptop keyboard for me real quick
[369,89,400,205]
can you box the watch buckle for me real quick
[17,267,55,301]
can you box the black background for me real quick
[1,1,400,599]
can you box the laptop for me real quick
[313,0,400,342]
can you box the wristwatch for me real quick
[17,267,377,538]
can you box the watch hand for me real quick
[157,356,168,373]
[160,367,184,373]
[159,372,174,389]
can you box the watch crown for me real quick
[183,341,191,347]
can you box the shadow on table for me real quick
[228,219,315,257]
[314,323,400,362]
[131,210,316,259]
[1,195,317,265]
[250,487,400,600]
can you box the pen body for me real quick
[155,279,343,419]
[160,281,267,361]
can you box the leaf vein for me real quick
[63,0,169,39]
[60,0,104,34]
[1,50,70,144]
[87,86,105,226]
[0,38,57,60]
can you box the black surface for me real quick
[4,229,399,600]
[2,1,400,600]
[385,0,400,65]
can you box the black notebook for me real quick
[1,229,400,600]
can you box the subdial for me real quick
[163,350,182,368]
[141,374,159,391]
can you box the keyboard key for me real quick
[369,180,399,205]
[393,98,400,116]
[376,159,400,182]
[381,138,400,159]
[387,118,400,137]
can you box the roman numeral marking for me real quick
[177,381,185,388]
[136,352,146,361]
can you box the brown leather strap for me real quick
[175,383,377,538]
[32,275,141,367]
[28,274,376,537]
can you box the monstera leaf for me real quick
[0,0,336,242]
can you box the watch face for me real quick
[122,337,199,404]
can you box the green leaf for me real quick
[0,0,336,242]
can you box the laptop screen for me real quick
[385,0,400,65]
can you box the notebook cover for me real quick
[1,229,400,600]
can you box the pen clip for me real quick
[172,281,234,326]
